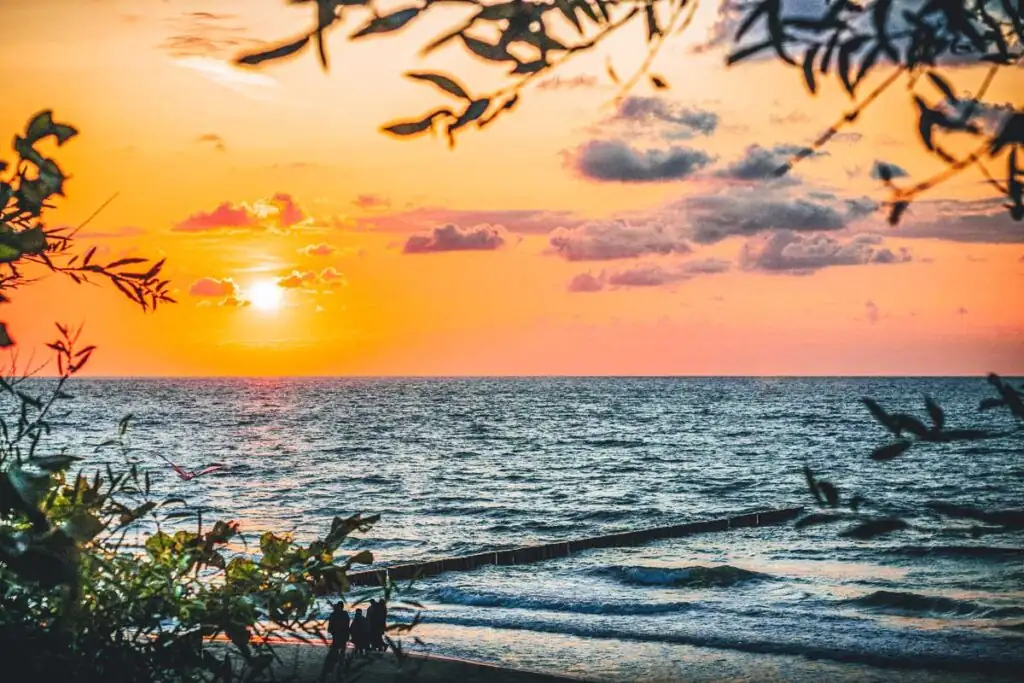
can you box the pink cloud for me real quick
[271,192,305,228]
[174,202,260,233]
[189,276,239,297]
[567,272,604,293]
[300,243,335,256]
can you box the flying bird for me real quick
[157,454,226,481]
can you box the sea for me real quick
[43,377,1024,682]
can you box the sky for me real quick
[1,0,1022,376]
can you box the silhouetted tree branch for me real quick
[237,0,1024,225]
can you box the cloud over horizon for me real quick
[549,221,692,261]
[741,231,912,274]
[402,224,508,254]
[567,258,731,291]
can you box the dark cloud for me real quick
[606,259,731,287]
[714,144,818,181]
[402,224,507,254]
[678,191,864,244]
[570,140,713,182]
[549,221,691,261]
[566,272,605,293]
[741,230,912,274]
[566,259,730,291]
[871,160,909,180]
[610,97,720,137]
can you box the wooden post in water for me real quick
[346,506,804,587]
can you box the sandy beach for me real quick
[265,643,586,683]
[258,636,1024,683]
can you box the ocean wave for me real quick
[892,545,1024,560]
[596,564,773,588]
[431,588,694,616]
[845,591,1024,619]
[419,614,1024,675]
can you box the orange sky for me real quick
[2,0,1022,376]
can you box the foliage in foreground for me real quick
[798,373,1024,541]
[238,0,1024,225]
[0,113,417,682]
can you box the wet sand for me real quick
[265,643,588,682]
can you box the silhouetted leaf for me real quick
[650,74,668,90]
[924,396,944,431]
[406,72,471,100]
[381,109,454,137]
[841,517,909,540]
[893,413,930,438]
[979,397,1005,411]
[727,39,774,65]
[888,200,909,225]
[990,113,1024,156]
[803,465,822,504]
[351,8,421,38]
[802,44,820,93]
[838,35,869,93]
[927,71,958,103]
[818,480,840,507]
[462,35,513,62]
[735,2,768,41]
[862,398,899,435]
[645,4,661,40]
[555,0,583,34]
[0,322,13,348]
[870,440,912,461]
[237,35,311,65]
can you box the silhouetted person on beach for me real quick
[320,602,350,682]
[351,608,370,656]
[368,599,388,652]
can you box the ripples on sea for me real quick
[44,378,1024,681]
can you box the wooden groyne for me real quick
[347,506,804,587]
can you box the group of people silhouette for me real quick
[320,599,389,680]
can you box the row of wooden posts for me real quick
[347,506,805,586]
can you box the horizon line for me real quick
[28,373,1018,380]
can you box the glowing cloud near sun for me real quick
[248,280,283,312]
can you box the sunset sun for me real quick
[248,280,283,312]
